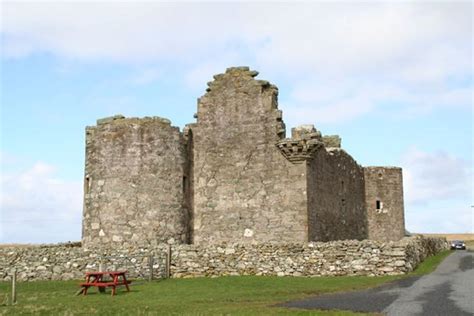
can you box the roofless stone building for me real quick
[82,67,405,248]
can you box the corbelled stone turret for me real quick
[276,125,324,163]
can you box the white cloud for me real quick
[0,161,82,243]
[406,201,473,234]
[2,2,471,124]
[400,148,473,233]
[250,3,471,79]
[401,148,472,204]
[282,78,472,125]
[1,2,245,62]
[2,2,470,76]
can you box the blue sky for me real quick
[1,1,472,243]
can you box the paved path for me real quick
[281,251,473,315]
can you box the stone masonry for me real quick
[365,167,405,241]
[192,68,308,244]
[1,237,448,281]
[82,66,406,248]
[82,116,189,247]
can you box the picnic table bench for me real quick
[80,271,131,296]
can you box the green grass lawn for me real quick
[0,250,451,316]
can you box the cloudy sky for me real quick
[1,1,472,243]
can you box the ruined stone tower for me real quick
[82,116,189,247]
[82,67,405,248]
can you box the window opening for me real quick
[183,176,187,194]
[85,175,90,194]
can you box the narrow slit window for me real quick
[183,176,187,194]
[85,176,90,194]
[376,200,381,210]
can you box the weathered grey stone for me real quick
[52,266,63,274]
[393,260,406,267]
[351,259,368,265]
[291,125,321,140]
[83,116,188,248]
[322,135,341,148]
[365,167,405,241]
[82,67,406,247]
[224,248,236,255]
[387,251,406,257]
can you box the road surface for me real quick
[281,251,473,315]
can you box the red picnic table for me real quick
[80,271,131,296]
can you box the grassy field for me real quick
[418,233,474,241]
[0,250,451,316]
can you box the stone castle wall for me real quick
[191,67,309,244]
[365,167,405,241]
[82,116,188,248]
[81,66,406,247]
[308,148,367,241]
[1,237,448,281]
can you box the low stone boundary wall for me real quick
[171,236,448,277]
[0,243,168,282]
[1,236,447,281]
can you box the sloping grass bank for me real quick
[0,250,451,315]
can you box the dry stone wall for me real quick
[171,236,447,277]
[1,243,169,282]
[82,116,188,248]
[1,237,447,281]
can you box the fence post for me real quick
[148,255,154,281]
[166,245,172,279]
[11,268,17,305]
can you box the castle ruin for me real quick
[82,67,405,248]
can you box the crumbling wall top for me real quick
[291,125,322,140]
[203,66,278,95]
[94,115,173,127]
[322,135,341,148]
[195,66,284,139]
[364,166,403,172]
